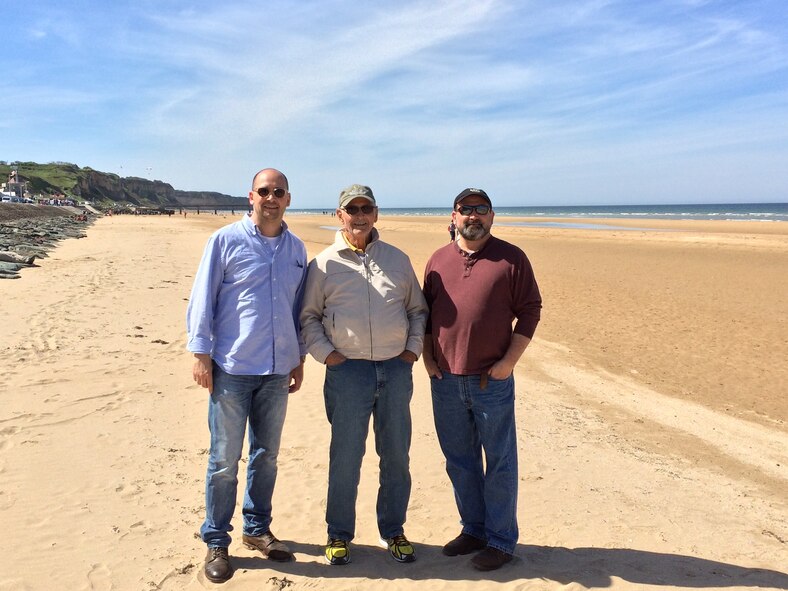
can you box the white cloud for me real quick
[124,0,502,142]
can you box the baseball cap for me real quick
[339,184,376,208]
[453,188,491,208]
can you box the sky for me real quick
[2,0,787,207]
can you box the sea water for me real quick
[204,202,787,230]
[289,202,788,222]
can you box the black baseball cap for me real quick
[453,188,492,208]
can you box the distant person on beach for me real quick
[422,187,541,571]
[186,168,307,584]
[448,219,456,242]
[300,184,428,566]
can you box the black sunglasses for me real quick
[456,204,491,215]
[256,187,288,198]
[342,204,376,215]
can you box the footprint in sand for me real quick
[0,425,20,438]
[86,563,112,591]
[0,489,15,510]
[26,515,52,529]
[0,578,29,590]
[116,519,150,540]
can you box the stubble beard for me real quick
[259,203,282,220]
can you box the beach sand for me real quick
[0,212,785,590]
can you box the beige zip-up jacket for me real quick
[300,229,428,363]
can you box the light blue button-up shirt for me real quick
[186,214,307,376]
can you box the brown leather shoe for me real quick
[442,533,487,556]
[242,531,293,562]
[204,547,232,583]
[471,547,513,571]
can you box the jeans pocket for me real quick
[488,375,507,382]
[326,358,349,371]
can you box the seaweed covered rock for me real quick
[0,206,96,279]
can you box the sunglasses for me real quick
[456,204,491,215]
[342,204,376,215]
[256,187,288,198]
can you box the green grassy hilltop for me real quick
[0,161,246,210]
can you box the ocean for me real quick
[288,202,788,222]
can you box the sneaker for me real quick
[204,546,232,583]
[325,538,350,565]
[379,534,416,563]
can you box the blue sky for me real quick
[2,0,787,207]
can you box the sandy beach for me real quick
[0,212,786,590]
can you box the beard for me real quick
[458,221,490,241]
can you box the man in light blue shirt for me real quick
[186,168,307,584]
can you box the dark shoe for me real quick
[204,547,232,583]
[242,531,293,562]
[471,547,513,571]
[442,533,487,556]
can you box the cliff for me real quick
[0,161,248,209]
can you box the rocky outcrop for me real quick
[0,208,95,279]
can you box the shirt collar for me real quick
[335,227,379,253]
[454,234,494,257]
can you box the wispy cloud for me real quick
[128,0,502,143]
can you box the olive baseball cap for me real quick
[339,184,376,208]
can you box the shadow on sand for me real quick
[229,542,788,588]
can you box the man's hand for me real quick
[289,360,305,393]
[488,359,516,380]
[398,350,418,364]
[325,350,347,367]
[488,334,531,380]
[422,339,443,379]
[423,355,443,379]
[192,353,213,393]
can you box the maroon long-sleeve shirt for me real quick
[423,236,542,375]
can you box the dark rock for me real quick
[0,206,96,278]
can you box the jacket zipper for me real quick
[361,252,374,358]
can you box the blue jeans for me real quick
[431,373,519,554]
[323,357,413,541]
[201,364,289,548]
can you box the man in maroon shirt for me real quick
[422,188,541,571]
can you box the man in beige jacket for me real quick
[300,184,428,567]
